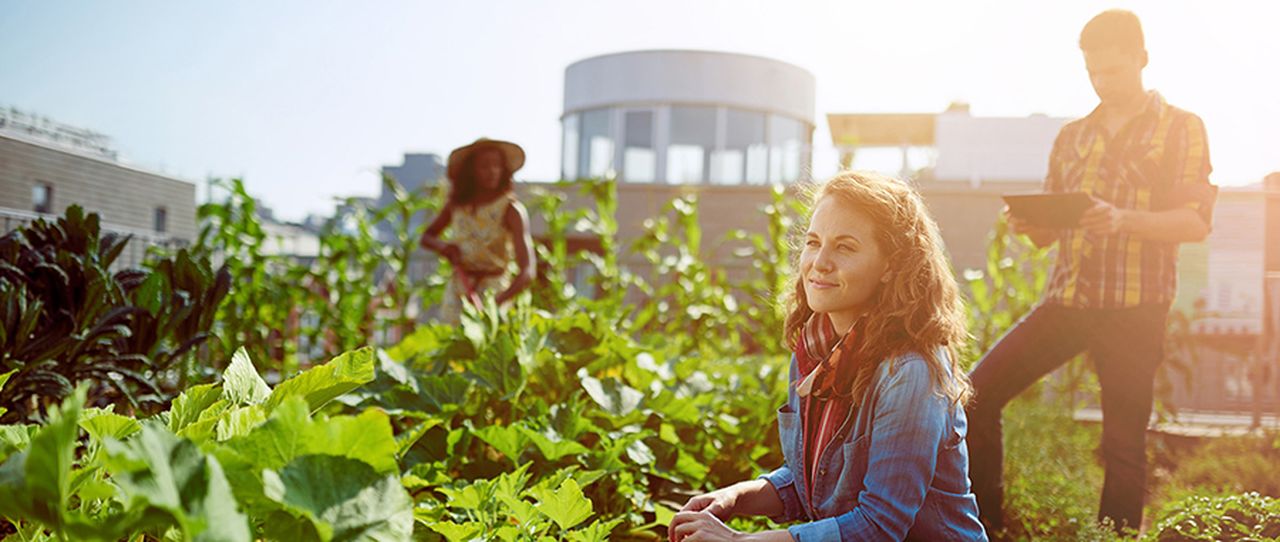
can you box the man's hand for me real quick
[1004,207,1055,247]
[1079,200,1131,236]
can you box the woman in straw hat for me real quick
[420,138,535,323]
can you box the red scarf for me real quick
[793,313,860,509]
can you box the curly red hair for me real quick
[784,171,972,405]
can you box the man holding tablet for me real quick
[966,9,1218,534]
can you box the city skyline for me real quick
[2,0,1276,221]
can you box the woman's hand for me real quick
[678,486,741,520]
[668,510,742,542]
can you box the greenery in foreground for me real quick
[0,179,1277,541]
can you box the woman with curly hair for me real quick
[668,171,987,541]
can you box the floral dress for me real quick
[439,193,522,323]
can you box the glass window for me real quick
[769,115,809,184]
[622,110,655,183]
[579,109,614,179]
[32,183,52,214]
[712,109,768,185]
[561,114,579,180]
[666,106,716,184]
[154,207,168,233]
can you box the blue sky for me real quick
[3,0,1276,221]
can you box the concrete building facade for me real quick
[0,112,197,269]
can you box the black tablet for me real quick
[1001,192,1096,228]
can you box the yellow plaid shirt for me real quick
[1044,91,1217,309]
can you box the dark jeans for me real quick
[966,302,1169,532]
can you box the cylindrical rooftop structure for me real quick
[560,50,816,185]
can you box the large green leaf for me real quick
[566,518,622,542]
[578,371,643,417]
[262,455,413,542]
[517,425,589,461]
[416,374,472,413]
[79,407,142,444]
[0,387,84,528]
[224,397,399,475]
[103,421,250,542]
[428,521,481,542]
[222,347,271,406]
[0,424,36,463]
[533,478,592,531]
[263,347,375,413]
[168,383,223,432]
[473,424,529,463]
[214,405,267,441]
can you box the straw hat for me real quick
[446,138,525,181]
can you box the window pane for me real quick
[667,106,715,184]
[154,207,168,233]
[561,114,579,180]
[623,111,655,183]
[667,145,705,185]
[716,110,767,185]
[769,115,808,184]
[579,109,613,179]
[32,183,52,214]
[709,149,743,185]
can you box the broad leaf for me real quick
[533,478,592,531]
[429,521,481,542]
[264,347,375,413]
[80,408,142,444]
[473,424,529,463]
[579,372,643,417]
[0,387,84,527]
[262,455,413,542]
[566,518,622,542]
[0,424,36,463]
[517,426,589,461]
[214,405,266,441]
[222,347,271,406]
[225,397,399,475]
[168,383,223,432]
[103,421,250,542]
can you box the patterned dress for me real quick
[439,193,522,323]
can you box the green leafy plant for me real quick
[0,205,230,422]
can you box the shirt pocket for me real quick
[1105,143,1165,192]
[829,434,871,512]
[777,405,801,475]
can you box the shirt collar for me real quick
[1082,89,1166,130]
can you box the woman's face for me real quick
[800,196,889,332]
[473,148,506,192]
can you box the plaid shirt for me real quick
[1044,91,1217,309]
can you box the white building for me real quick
[561,50,816,185]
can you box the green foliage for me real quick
[0,348,393,541]
[4,177,1269,541]
[0,205,230,422]
[195,178,448,378]
[1149,492,1280,542]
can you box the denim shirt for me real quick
[761,350,988,541]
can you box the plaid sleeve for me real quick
[1162,113,1217,227]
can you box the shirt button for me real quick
[819,468,826,476]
